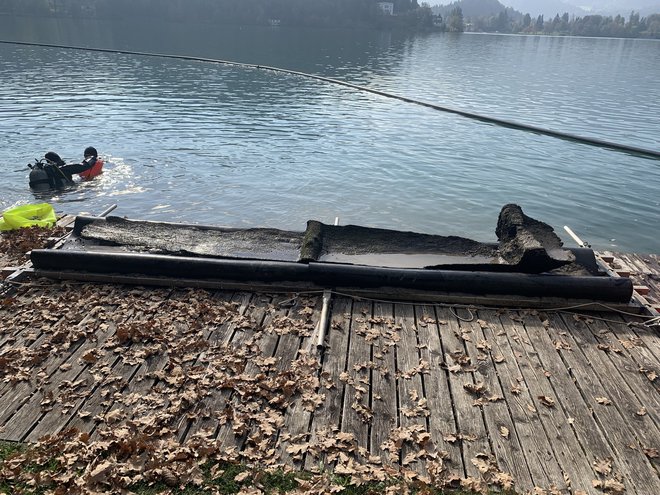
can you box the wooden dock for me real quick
[1,262,659,493]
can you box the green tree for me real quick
[446,6,464,32]
[495,10,509,32]
[626,10,642,36]
[535,14,544,31]
[642,13,660,38]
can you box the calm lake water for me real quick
[1,18,659,253]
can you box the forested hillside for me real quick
[434,0,660,37]
[1,0,658,37]
[0,0,434,30]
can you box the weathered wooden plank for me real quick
[304,296,353,472]
[0,285,152,407]
[0,303,129,441]
[616,253,660,306]
[87,290,259,450]
[638,253,660,275]
[214,293,294,452]
[0,314,68,388]
[276,295,323,468]
[0,283,91,360]
[0,284,132,414]
[435,306,491,479]
[193,293,274,446]
[47,287,217,441]
[339,300,372,458]
[587,315,660,409]
[619,253,658,278]
[499,311,604,494]
[627,315,660,364]
[522,311,647,493]
[613,254,641,277]
[88,290,243,440]
[567,314,660,447]
[20,286,182,442]
[461,311,535,490]
[176,292,257,443]
[179,292,258,443]
[0,285,56,339]
[545,312,660,494]
[59,289,204,437]
[477,309,568,491]
[56,214,77,228]
[415,305,464,478]
[369,302,398,466]
[393,303,428,476]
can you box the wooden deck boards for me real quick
[1,257,659,493]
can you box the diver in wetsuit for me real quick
[29,148,102,190]
[76,147,104,180]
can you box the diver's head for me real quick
[44,151,65,166]
[84,146,98,158]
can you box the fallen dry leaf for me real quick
[471,454,491,474]
[538,395,555,408]
[234,471,250,482]
[639,367,658,382]
[492,471,514,490]
[595,397,612,405]
[499,426,510,439]
[443,433,457,443]
[463,382,486,395]
[603,478,625,494]
[643,447,658,459]
[87,460,114,484]
[593,457,612,476]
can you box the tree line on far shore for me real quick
[0,0,435,30]
[1,0,658,38]
[441,6,660,38]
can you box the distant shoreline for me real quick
[1,11,659,39]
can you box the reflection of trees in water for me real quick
[2,0,433,30]
[0,13,419,83]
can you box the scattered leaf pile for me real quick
[0,282,657,494]
[0,283,522,494]
[0,225,67,276]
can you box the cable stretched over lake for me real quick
[3,39,659,160]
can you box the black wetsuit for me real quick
[59,160,95,178]
[29,161,95,190]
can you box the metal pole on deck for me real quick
[316,216,339,351]
[316,290,332,350]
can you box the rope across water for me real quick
[3,39,659,160]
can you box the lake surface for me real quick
[1,18,659,253]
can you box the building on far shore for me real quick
[378,2,394,15]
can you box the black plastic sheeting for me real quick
[30,249,633,303]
